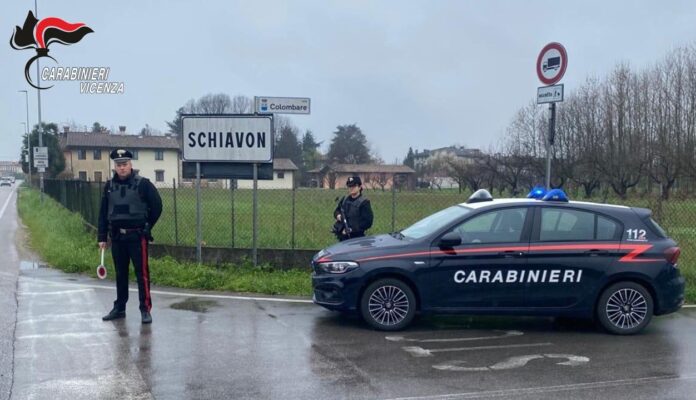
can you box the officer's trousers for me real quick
[111,235,152,312]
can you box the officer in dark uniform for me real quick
[332,175,374,241]
[98,149,162,324]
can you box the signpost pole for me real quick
[536,42,566,190]
[252,163,258,267]
[196,162,202,265]
[546,102,556,190]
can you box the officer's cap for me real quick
[110,148,132,163]
[346,175,362,187]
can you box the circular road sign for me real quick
[536,42,568,85]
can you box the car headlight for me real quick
[317,261,359,274]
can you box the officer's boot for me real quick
[102,308,126,321]
[141,311,152,324]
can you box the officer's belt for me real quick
[118,228,143,234]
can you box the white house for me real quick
[60,128,180,187]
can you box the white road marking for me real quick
[402,342,553,357]
[383,373,696,400]
[19,289,94,296]
[0,187,15,220]
[386,330,523,343]
[24,276,314,303]
[434,353,589,372]
[17,331,113,340]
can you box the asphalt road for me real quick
[2,185,696,400]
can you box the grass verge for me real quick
[17,188,312,297]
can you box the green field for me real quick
[153,188,469,249]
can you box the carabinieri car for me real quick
[311,189,685,334]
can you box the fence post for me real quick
[60,180,66,206]
[173,178,179,246]
[230,179,235,248]
[291,187,296,249]
[195,162,202,265]
[391,174,396,232]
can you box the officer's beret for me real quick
[346,175,362,186]
[110,148,132,162]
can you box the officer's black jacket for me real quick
[333,194,374,235]
[97,173,163,242]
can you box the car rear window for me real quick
[645,218,668,238]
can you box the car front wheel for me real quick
[360,278,416,331]
[597,282,653,335]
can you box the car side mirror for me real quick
[438,231,461,248]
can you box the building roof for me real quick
[414,146,483,159]
[308,163,415,174]
[62,132,180,150]
[273,158,298,171]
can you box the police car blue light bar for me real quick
[527,185,547,199]
[542,189,569,202]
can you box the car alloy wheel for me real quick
[361,278,416,331]
[597,282,653,335]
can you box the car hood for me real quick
[313,234,418,263]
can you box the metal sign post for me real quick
[536,42,568,190]
[182,114,274,267]
[252,163,258,266]
[196,162,202,264]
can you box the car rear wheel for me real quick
[360,278,416,331]
[597,282,653,335]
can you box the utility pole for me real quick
[19,91,31,186]
[35,0,45,203]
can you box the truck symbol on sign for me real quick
[543,57,561,72]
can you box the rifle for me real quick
[332,196,352,240]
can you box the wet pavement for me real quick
[2,187,696,399]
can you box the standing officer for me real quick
[98,149,162,324]
[333,175,374,241]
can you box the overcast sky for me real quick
[2,0,696,163]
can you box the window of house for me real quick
[94,171,102,182]
[93,149,102,160]
[277,172,285,179]
[155,150,164,161]
[78,171,87,181]
[131,150,139,160]
[155,170,164,182]
[77,149,86,160]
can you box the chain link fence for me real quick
[41,179,696,262]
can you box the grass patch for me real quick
[17,188,312,297]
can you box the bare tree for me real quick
[232,95,253,114]
[196,93,232,114]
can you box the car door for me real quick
[525,206,622,308]
[426,207,532,310]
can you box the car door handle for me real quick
[585,249,609,256]
[498,251,525,258]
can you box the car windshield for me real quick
[401,205,472,240]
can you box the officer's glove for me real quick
[143,224,154,242]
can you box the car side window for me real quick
[451,208,527,244]
[540,208,595,241]
[597,215,619,240]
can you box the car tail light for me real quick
[664,247,680,266]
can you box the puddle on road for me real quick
[170,298,219,313]
[19,260,46,270]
